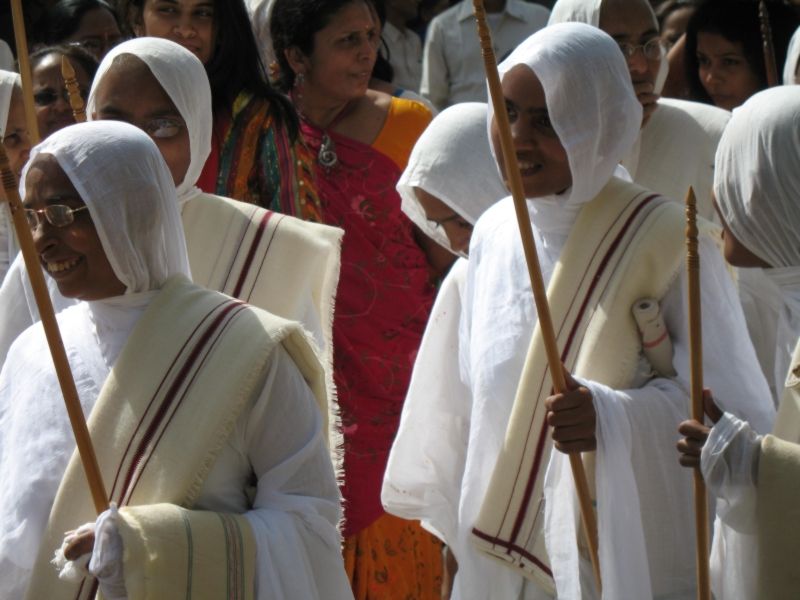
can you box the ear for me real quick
[285,47,311,76]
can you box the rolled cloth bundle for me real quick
[632,298,677,378]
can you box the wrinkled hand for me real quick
[546,364,597,454]
[64,529,95,561]
[633,81,660,128]
[677,389,723,468]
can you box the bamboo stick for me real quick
[470,0,602,592]
[759,1,780,88]
[0,142,107,515]
[9,0,39,145]
[686,187,711,600]
[62,57,87,123]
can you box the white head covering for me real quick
[784,25,800,85]
[87,38,212,205]
[0,70,19,137]
[0,40,12,72]
[20,121,191,294]
[398,103,508,255]
[488,22,641,208]
[715,87,800,394]
[0,70,21,283]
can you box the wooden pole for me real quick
[0,142,107,515]
[686,187,711,600]
[759,1,780,88]
[9,0,40,145]
[62,57,87,124]
[471,0,602,592]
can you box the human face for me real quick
[600,0,662,89]
[415,187,473,254]
[32,53,93,140]
[62,7,123,60]
[490,64,571,200]
[712,192,772,269]
[134,0,217,65]
[293,1,378,103]
[697,32,762,111]
[92,56,191,186]
[660,6,694,45]
[24,154,126,300]
[2,86,32,178]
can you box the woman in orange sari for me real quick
[272,1,452,597]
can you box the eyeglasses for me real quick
[141,118,185,139]
[33,88,89,107]
[68,36,122,59]
[427,214,473,230]
[617,38,670,61]
[25,205,89,229]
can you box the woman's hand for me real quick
[677,389,723,468]
[546,364,597,454]
[64,529,95,561]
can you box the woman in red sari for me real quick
[272,1,453,597]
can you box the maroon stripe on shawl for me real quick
[246,214,284,303]
[232,210,275,298]
[125,302,249,504]
[471,527,554,577]
[73,578,85,600]
[108,300,230,499]
[115,300,246,506]
[220,204,262,293]
[505,193,662,547]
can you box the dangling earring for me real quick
[294,72,306,98]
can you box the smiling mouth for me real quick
[517,160,543,176]
[45,257,81,274]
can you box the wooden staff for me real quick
[62,57,87,123]
[759,1,780,87]
[0,142,107,515]
[9,0,39,145]
[686,187,711,600]
[470,0,602,592]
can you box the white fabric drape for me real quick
[397,103,507,255]
[783,25,800,85]
[0,70,20,284]
[87,38,213,205]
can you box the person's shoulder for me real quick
[390,95,434,128]
[655,98,731,135]
[472,196,514,239]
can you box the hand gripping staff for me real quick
[62,57,88,123]
[685,187,711,600]
[10,0,40,145]
[0,142,108,515]
[470,0,602,592]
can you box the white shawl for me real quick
[783,25,800,85]
[0,70,20,284]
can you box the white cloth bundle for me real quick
[0,70,20,283]
[783,25,800,85]
[87,38,212,204]
[632,298,676,378]
[397,103,508,255]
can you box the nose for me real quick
[174,14,196,38]
[32,220,57,255]
[360,36,377,61]
[510,115,537,151]
[627,49,649,75]
[451,230,471,254]
[53,91,71,113]
[703,63,723,86]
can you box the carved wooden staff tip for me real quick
[62,56,88,123]
[759,1,780,87]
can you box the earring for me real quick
[295,72,306,87]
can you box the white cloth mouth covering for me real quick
[20,121,191,295]
[488,22,641,209]
[397,102,508,255]
[784,25,800,85]
[87,38,212,205]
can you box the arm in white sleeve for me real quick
[243,346,353,600]
[421,20,450,111]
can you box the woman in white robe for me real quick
[454,23,774,600]
[677,86,800,600]
[0,121,353,600]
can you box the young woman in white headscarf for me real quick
[0,121,353,600]
[0,70,31,282]
[452,22,774,600]
[677,87,800,600]
[0,40,343,441]
[380,102,508,597]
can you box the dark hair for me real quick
[29,44,100,80]
[119,0,297,138]
[271,0,370,92]
[654,0,696,28]
[685,0,800,104]
[368,0,395,83]
[37,0,120,46]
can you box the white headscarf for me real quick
[0,70,18,137]
[20,121,191,294]
[0,70,21,283]
[398,103,508,255]
[715,87,800,396]
[488,22,641,208]
[0,41,12,72]
[784,25,800,85]
[87,38,213,205]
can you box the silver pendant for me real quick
[318,133,338,169]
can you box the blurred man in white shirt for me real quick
[383,0,424,92]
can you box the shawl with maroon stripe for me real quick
[24,275,327,600]
[470,177,692,592]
